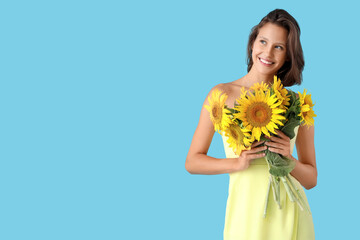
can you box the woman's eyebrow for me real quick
[259,36,286,46]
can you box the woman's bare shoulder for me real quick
[207,81,244,95]
[208,82,229,93]
[207,81,251,108]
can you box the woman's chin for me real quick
[254,66,278,76]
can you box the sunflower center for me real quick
[212,105,220,118]
[229,126,245,145]
[246,102,272,127]
[230,128,238,140]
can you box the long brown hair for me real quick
[246,9,304,87]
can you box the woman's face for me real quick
[251,22,288,76]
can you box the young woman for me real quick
[185,9,317,240]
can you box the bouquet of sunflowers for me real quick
[205,75,316,218]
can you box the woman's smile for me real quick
[250,22,288,76]
[258,57,274,66]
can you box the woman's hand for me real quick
[264,130,291,158]
[234,141,267,171]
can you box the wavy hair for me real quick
[246,9,304,87]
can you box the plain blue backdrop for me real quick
[1,0,359,239]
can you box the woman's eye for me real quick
[260,40,266,44]
[275,46,283,50]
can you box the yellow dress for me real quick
[221,126,315,240]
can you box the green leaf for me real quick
[270,87,275,95]
[259,135,268,142]
[266,152,296,177]
[227,108,237,114]
[280,117,300,139]
[288,89,297,104]
[269,163,295,177]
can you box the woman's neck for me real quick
[237,68,275,88]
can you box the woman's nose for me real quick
[264,45,274,57]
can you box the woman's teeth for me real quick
[259,58,274,65]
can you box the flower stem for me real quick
[286,175,311,215]
[280,176,295,202]
[272,175,281,209]
[284,175,304,211]
[263,176,272,218]
[270,175,277,204]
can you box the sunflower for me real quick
[239,86,248,98]
[234,89,286,141]
[250,81,269,92]
[298,89,317,127]
[204,89,228,132]
[221,107,235,131]
[272,75,290,110]
[222,123,253,155]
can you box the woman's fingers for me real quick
[248,145,267,159]
[275,130,290,140]
[266,147,283,155]
[266,131,290,144]
[264,131,291,157]
[251,140,265,148]
[265,141,284,149]
[237,141,267,170]
[248,152,266,160]
[265,135,283,144]
[246,145,267,155]
[240,131,293,163]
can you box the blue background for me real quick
[1,0,358,239]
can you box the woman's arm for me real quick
[185,85,269,175]
[185,85,239,175]
[289,125,318,190]
[264,124,317,190]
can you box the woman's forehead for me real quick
[257,23,288,44]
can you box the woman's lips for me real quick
[258,57,274,66]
